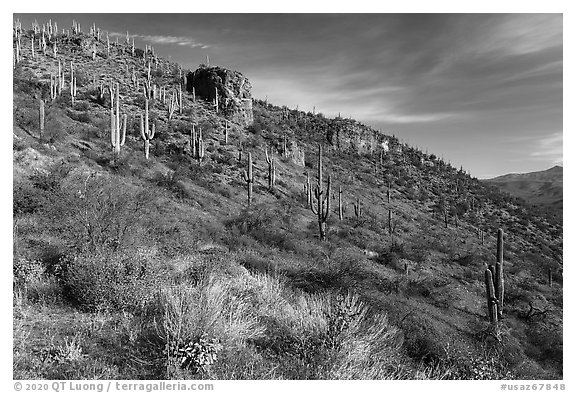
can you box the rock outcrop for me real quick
[187,66,254,126]
[328,118,391,155]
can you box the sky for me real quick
[13,13,563,178]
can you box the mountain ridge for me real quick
[483,165,562,211]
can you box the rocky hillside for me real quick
[13,19,563,380]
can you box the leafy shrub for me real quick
[169,333,222,374]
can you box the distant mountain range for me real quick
[484,166,563,210]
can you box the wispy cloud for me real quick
[530,131,563,165]
[109,31,210,49]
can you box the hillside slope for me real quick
[13,20,563,380]
[484,166,563,210]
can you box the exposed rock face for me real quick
[329,118,389,155]
[186,66,254,126]
[287,140,305,167]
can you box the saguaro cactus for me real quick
[310,144,331,241]
[167,90,177,121]
[110,84,126,160]
[39,99,45,140]
[190,125,205,164]
[265,149,276,190]
[177,84,183,114]
[50,75,57,100]
[70,61,77,105]
[140,99,155,159]
[484,269,498,325]
[242,152,254,206]
[338,186,343,220]
[388,209,393,235]
[304,171,312,208]
[495,228,505,319]
[282,134,290,159]
[353,197,362,219]
[224,120,229,144]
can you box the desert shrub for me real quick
[400,312,449,363]
[13,257,44,290]
[43,173,155,252]
[453,253,477,267]
[152,170,191,200]
[524,320,563,371]
[13,256,63,305]
[59,249,167,312]
[226,203,299,251]
[153,275,267,378]
[30,162,72,192]
[13,181,45,215]
[74,68,90,87]
[13,67,43,96]
[324,292,405,379]
[246,121,264,137]
[67,109,92,123]
[237,252,278,275]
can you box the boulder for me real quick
[187,66,254,126]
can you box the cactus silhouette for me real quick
[242,152,254,206]
[310,145,331,241]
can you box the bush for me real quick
[226,203,298,251]
[59,249,167,312]
[324,292,405,379]
[44,173,155,252]
[13,181,45,215]
[154,276,266,378]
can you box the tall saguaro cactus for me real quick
[304,171,312,208]
[242,152,254,206]
[310,144,331,241]
[483,228,505,325]
[109,83,126,160]
[353,197,362,219]
[190,125,205,164]
[70,61,77,105]
[39,99,45,140]
[265,149,276,190]
[495,228,505,319]
[338,186,344,220]
[140,98,155,159]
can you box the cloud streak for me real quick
[109,31,210,49]
[530,132,563,165]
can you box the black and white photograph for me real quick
[10,8,565,387]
